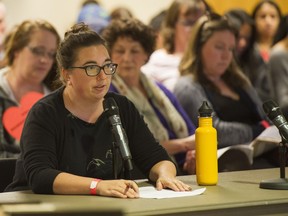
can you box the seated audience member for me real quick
[225,9,254,71]
[0,19,60,158]
[142,0,207,92]
[174,14,277,169]
[5,23,191,197]
[76,0,110,34]
[102,18,196,175]
[269,15,288,119]
[245,0,284,102]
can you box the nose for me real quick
[221,49,230,60]
[122,51,132,61]
[39,53,53,63]
[264,16,275,27]
[39,55,49,63]
[96,69,107,81]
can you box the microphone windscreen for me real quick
[103,97,119,116]
[263,100,282,120]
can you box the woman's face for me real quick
[175,3,206,52]
[111,36,148,82]
[254,2,280,40]
[66,45,112,102]
[201,30,236,79]
[13,29,57,85]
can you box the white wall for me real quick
[2,0,173,38]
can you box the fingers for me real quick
[156,179,163,190]
[156,178,192,192]
[98,180,139,198]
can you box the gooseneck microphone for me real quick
[103,97,133,172]
[263,100,288,142]
[260,100,288,190]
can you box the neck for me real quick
[174,35,187,54]
[206,74,222,83]
[257,36,274,49]
[121,73,141,89]
[63,87,103,123]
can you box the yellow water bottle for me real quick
[196,101,218,185]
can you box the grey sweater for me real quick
[174,75,267,148]
[269,48,288,113]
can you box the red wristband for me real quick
[260,120,270,129]
[90,179,101,195]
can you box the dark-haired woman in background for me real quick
[103,18,197,175]
[246,0,284,102]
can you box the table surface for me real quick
[1,168,288,216]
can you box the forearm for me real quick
[53,173,139,198]
[149,160,177,182]
[53,172,93,195]
[160,135,195,155]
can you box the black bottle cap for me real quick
[198,101,213,117]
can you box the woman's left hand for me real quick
[155,177,192,191]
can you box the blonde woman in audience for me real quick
[142,0,207,92]
[0,19,60,158]
[102,18,197,175]
[174,14,278,169]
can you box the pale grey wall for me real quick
[2,0,173,38]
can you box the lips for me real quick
[94,84,106,90]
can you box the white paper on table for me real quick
[139,186,206,199]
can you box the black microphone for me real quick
[103,97,133,171]
[263,100,288,142]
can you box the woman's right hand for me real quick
[97,179,139,198]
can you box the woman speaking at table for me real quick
[5,23,191,198]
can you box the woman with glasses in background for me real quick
[142,0,207,92]
[0,19,60,158]
[5,23,191,197]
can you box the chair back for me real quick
[0,158,16,192]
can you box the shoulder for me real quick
[31,87,65,114]
[175,75,200,91]
[270,48,288,61]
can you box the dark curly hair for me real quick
[101,18,156,58]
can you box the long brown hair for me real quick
[179,14,250,91]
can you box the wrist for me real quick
[90,178,101,195]
[260,120,270,129]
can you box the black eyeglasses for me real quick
[69,63,118,77]
[27,46,56,60]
